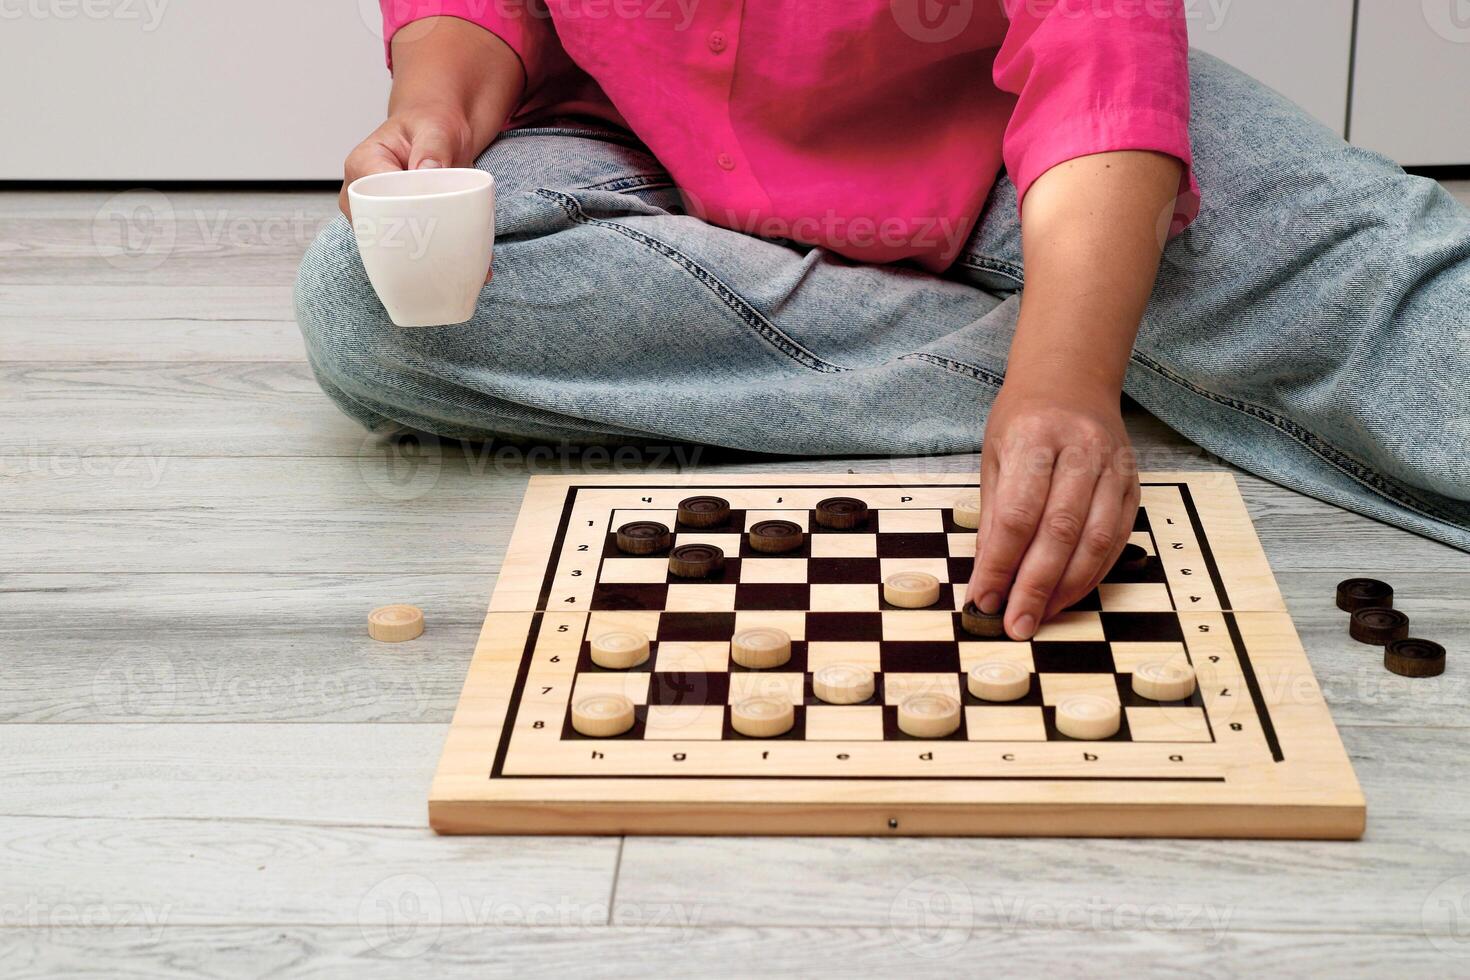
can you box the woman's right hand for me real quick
[338,105,478,219]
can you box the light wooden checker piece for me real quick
[430,473,1364,839]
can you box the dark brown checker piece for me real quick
[1336,577,1393,612]
[960,600,1006,638]
[1384,638,1445,678]
[814,496,869,529]
[748,519,804,554]
[1349,607,1409,645]
[677,495,731,528]
[615,520,673,555]
[1115,542,1149,572]
[668,543,725,578]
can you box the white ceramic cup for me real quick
[347,168,495,327]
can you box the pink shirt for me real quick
[381,0,1199,271]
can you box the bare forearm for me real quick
[387,16,526,158]
[1005,150,1183,397]
[968,150,1184,638]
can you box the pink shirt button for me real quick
[716,153,735,171]
[708,31,727,52]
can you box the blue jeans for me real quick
[296,51,1470,553]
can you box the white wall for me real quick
[2,1,388,179]
[1350,0,1470,166]
[0,0,1464,179]
[1186,0,1355,136]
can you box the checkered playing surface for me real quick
[565,502,1209,745]
[430,474,1365,838]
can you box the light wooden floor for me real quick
[3,183,1469,977]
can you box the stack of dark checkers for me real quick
[1336,577,1445,677]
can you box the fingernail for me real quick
[978,592,1002,614]
[1013,614,1036,639]
[418,159,443,169]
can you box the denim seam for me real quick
[499,126,646,149]
[533,187,851,373]
[953,255,1025,286]
[897,351,1006,389]
[583,174,674,193]
[1129,350,1467,528]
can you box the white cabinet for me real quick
[2,1,388,180]
[0,0,1464,178]
[1187,0,1355,137]
[1349,0,1470,166]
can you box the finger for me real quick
[407,122,458,172]
[966,447,1000,607]
[340,141,405,219]
[1094,477,1142,587]
[1043,471,1127,620]
[1074,476,1140,601]
[969,443,1056,617]
[1004,451,1100,639]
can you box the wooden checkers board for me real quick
[430,472,1365,838]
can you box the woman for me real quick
[296,1,1470,640]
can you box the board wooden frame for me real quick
[429,472,1365,839]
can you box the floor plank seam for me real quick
[0,922,1458,940]
[606,836,627,927]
